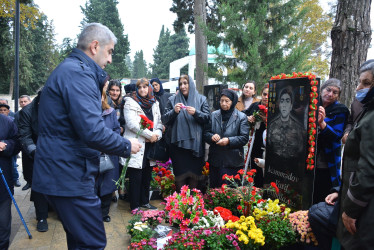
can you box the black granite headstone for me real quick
[264,77,320,210]
[203,84,228,112]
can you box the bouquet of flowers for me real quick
[252,199,291,221]
[288,210,318,245]
[204,187,241,215]
[191,210,225,230]
[116,115,153,189]
[141,209,166,228]
[202,162,209,176]
[223,169,279,216]
[164,185,208,231]
[225,215,265,247]
[164,227,242,250]
[213,207,240,222]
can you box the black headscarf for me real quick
[220,89,238,121]
[170,75,204,157]
[150,78,164,97]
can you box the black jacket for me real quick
[204,109,250,168]
[17,96,39,157]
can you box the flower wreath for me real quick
[270,72,318,170]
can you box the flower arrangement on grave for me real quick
[222,169,279,216]
[164,227,242,250]
[225,215,265,247]
[191,210,225,230]
[288,210,318,246]
[203,186,241,215]
[270,71,318,170]
[164,185,207,231]
[151,160,173,191]
[116,115,153,189]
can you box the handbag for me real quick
[147,137,169,162]
[99,154,115,174]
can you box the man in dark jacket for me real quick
[0,114,21,250]
[17,92,50,232]
[33,23,141,249]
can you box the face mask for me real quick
[355,88,370,102]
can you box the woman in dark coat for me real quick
[244,84,269,187]
[204,89,250,188]
[150,78,172,116]
[96,82,120,222]
[162,75,210,191]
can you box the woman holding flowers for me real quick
[244,84,269,187]
[123,78,163,211]
[162,75,210,191]
[204,89,250,188]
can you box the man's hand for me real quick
[0,142,7,151]
[342,212,357,235]
[325,192,339,205]
[129,138,142,154]
[216,137,229,146]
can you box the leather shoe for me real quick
[37,219,48,232]
[119,194,127,200]
[22,183,31,191]
[141,203,157,210]
[103,215,111,222]
[111,195,117,203]
[14,180,21,187]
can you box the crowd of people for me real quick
[0,22,373,250]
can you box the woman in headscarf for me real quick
[162,75,210,191]
[150,78,172,116]
[96,80,120,222]
[204,89,250,188]
[244,84,269,187]
[123,78,163,211]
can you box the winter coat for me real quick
[344,98,363,135]
[123,97,163,169]
[156,92,172,116]
[204,109,249,168]
[33,48,132,197]
[0,115,21,202]
[162,93,210,158]
[17,95,39,157]
[317,101,349,187]
[235,96,260,111]
[95,108,120,196]
[337,94,374,249]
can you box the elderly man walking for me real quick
[32,23,141,249]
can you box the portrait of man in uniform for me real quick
[267,86,305,161]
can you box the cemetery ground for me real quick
[8,155,163,250]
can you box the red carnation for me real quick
[271,182,279,194]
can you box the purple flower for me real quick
[232,240,238,247]
[226,235,233,241]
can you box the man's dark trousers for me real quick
[0,198,11,250]
[46,195,106,250]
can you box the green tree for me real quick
[206,0,311,87]
[132,50,147,79]
[0,17,13,93]
[151,25,171,79]
[292,0,333,79]
[151,26,189,79]
[59,37,76,62]
[81,0,131,78]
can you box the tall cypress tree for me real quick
[132,50,147,79]
[81,0,131,78]
[151,26,189,79]
[0,17,13,93]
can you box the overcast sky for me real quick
[33,0,373,65]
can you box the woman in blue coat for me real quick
[96,81,121,222]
